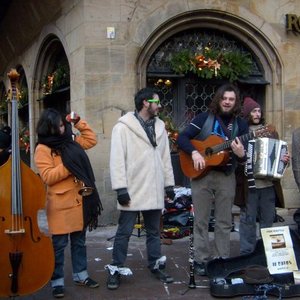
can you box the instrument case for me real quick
[206,228,300,298]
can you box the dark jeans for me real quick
[112,210,162,269]
[51,230,88,287]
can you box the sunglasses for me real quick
[147,98,160,104]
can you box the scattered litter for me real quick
[163,283,170,296]
[105,264,133,276]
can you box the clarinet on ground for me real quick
[188,213,196,288]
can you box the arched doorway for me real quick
[34,34,70,115]
[16,65,30,166]
[146,28,267,129]
[136,10,282,130]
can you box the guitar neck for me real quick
[213,131,254,153]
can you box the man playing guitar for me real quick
[177,83,248,276]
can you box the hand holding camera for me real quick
[66,111,80,124]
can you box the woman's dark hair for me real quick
[36,108,65,136]
[209,83,241,117]
[134,87,159,112]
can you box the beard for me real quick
[218,110,233,117]
[250,117,261,125]
[147,106,158,118]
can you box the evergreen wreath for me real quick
[169,47,252,82]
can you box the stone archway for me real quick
[33,34,70,115]
[136,9,283,134]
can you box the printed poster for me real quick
[261,226,298,274]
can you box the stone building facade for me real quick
[0,0,300,224]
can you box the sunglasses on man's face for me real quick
[147,99,160,104]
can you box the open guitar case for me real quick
[206,228,300,298]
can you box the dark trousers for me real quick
[112,210,162,269]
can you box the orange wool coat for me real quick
[34,120,97,234]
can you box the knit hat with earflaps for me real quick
[242,97,261,118]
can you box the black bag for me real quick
[294,208,300,233]
[206,228,300,298]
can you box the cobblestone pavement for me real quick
[0,208,297,300]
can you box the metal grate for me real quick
[147,28,265,129]
[147,29,260,75]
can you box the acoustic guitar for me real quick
[179,126,272,179]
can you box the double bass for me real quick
[0,69,54,297]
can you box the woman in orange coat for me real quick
[34,108,102,298]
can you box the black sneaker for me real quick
[52,286,64,298]
[107,271,120,290]
[151,269,174,283]
[74,277,99,288]
[194,261,206,276]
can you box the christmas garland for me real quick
[19,126,30,153]
[169,47,252,82]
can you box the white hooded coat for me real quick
[110,112,175,211]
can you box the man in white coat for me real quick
[106,87,175,290]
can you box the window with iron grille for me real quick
[146,28,268,130]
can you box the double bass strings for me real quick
[9,78,24,233]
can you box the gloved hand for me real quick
[165,186,175,200]
[116,188,131,206]
[66,111,80,124]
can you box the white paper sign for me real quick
[261,226,298,274]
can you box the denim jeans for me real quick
[51,230,88,288]
[239,186,276,254]
[112,210,162,269]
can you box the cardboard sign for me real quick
[261,226,298,274]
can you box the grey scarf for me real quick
[134,111,157,148]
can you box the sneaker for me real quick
[52,286,64,298]
[74,277,99,288]
[151,269,174,283]
[194,261,206,276]
[107,271,120,290]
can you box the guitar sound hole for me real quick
[205,147,213,156]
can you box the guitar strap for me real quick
[195,113,239,141]
[231,118,239,139]
[195,113,215,141]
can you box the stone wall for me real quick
[1,0,300,224]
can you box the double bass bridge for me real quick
[4,229,25,234]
